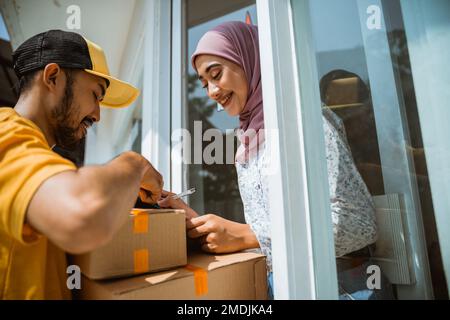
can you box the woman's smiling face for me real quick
[195,54,248,117]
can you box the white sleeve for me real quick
[236,151,273,273]
[322,109,378,257]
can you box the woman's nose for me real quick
[208,82,221,100]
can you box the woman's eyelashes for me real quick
[211,71,221,80]
[201,70,222,90]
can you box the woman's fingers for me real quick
[201,243,215,253]
[157,191,187,209]
[160,190,176,198]
[157,190,171,205]
[185,208,199,219]
[186,218,196,229]
[187,214,213,229]
[187,223,211,238]
[157,196,172,208]
[198,235,208,245]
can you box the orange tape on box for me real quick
[131,209,149,234]
[134,249,149,274]
[131,210,150,274]
[185,264,208,296]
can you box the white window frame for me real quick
[141,0,173,187]
[256,0,338,299]
[400,0,450,295]
[171,0,187,194]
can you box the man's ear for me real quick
[42,63,62,91]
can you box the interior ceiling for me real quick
[0,0,136,77]
[187,0,255,27]
[1,0,257,73]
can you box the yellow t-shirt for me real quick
[0,107,77,299]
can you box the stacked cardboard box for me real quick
[71,209,187,279]
[77,252,268,300]
[72,208,268,299]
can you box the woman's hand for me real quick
[157,190,199,219]
[186,214,259,254]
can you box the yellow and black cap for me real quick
[12,29,139,108]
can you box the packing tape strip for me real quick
[131,208,146,215]
[134,249,149,273]
[185,264,208,296]
[131,209,149,234]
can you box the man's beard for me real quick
[51,71,82,150]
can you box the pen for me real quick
[171,187,196,200]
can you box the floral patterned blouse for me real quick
[235,108,378,273]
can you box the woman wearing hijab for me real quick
[159,21,393,300]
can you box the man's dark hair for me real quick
[16,67,76,95]
[17,70,40,95]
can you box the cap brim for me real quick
[84,69,140,108]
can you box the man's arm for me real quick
[26,151,162,254]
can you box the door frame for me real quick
[141,0,173,188]
[257,0,339,299]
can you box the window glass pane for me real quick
[0,13,10,41]
[292,0,448,299]
[185,1,257,222]
[0,12,16,107]
[399,0,450,299]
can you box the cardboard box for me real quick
[71,209,187,280]
[77,252,268,300]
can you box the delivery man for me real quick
[0,30,163,299]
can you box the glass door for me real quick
[170,0,449,299]
[291,0,448,299]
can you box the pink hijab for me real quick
[191,21,264,164]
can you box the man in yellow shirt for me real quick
[0,30,163,299]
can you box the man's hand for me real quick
[186,214,259,254]
[26,151,163,254]
[139,161,164,204]
[158,190,199,219]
